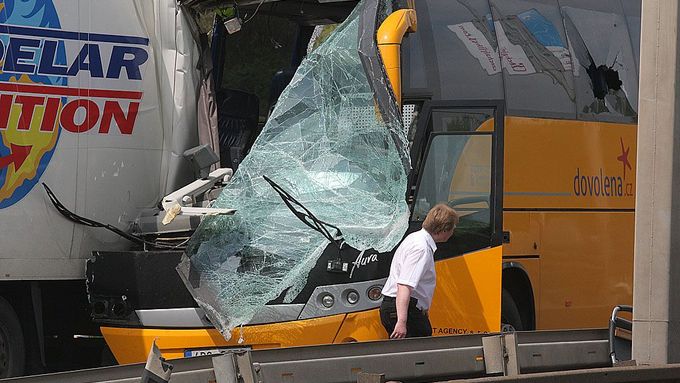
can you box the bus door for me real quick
[409,101,504,334]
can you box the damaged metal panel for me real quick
[177,0,409,338]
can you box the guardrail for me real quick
[1,329,634,383]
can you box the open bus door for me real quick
[407,101,505,335]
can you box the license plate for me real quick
[183,348,228,357]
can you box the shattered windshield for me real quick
[178,0,410,338]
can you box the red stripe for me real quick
[0,82,143,100]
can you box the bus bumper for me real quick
[101,313,351,364]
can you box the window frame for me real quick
[409,100,505,249]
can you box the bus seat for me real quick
[217,89,259,171]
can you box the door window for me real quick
[413,109,496,257]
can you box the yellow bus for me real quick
[88,0,639,364]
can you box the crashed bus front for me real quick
[88,0,504,364]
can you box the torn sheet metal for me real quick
[178,0,409,338]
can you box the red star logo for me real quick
[617,137,632,180]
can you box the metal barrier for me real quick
[609,305,633,365]
[0,329,621,383]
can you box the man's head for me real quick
[422,203,459,243]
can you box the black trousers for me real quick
[379,295,432,338]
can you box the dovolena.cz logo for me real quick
[573,137,634,198]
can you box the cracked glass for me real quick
[177,0,410,339]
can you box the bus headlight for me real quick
[346,290,360,305]
[367,285,383,301]
[320,293,335,308]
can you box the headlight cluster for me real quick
[318,285,383,309]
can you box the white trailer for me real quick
[0,0,202,376]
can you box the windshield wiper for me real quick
[262,175,344,250]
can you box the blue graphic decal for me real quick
[517,8,564,48]
[0,0,66,208]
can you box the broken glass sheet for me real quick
[178,0,409,339]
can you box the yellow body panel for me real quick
[502,116,636,330]
[333,309,387,343]
[533,212,634,329]
[504,117,636,209]
[102,246,501,364]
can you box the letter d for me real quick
[574,168,580,196]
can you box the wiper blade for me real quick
[263,175,344,250]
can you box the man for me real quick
[380,203,459,339]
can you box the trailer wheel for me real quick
[0,296,25,378]
[501,289,523,332]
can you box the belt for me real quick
[382,295,427,312]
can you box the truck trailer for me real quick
[0,0,205,376]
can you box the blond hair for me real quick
[422,203,459,234]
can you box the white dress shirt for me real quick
[381,229,437,310]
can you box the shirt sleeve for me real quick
[396,245,429,288]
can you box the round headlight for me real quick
[346,290,360,305]
[321,294,335,308]
[367,285,383,301]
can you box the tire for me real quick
[0,296,25,378]
[501,289,524,332]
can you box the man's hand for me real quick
[391,320,407,339]
[391,284,413,339]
